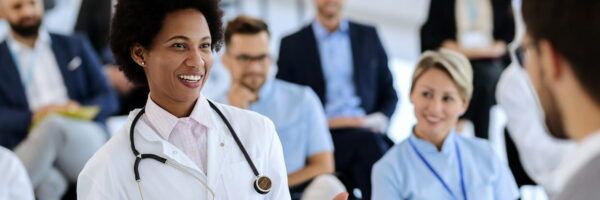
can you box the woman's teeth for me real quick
[178,75,201,82]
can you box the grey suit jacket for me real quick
[554,153,600,200]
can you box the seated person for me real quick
[371,49,518,199]
[214,15,345,200]
[0,0,118,198]
[277,0,397,197]
[0,146,34,200]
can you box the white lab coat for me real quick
[77,102,291,200]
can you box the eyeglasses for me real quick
[232,54,270,66]
[509,41,535,68]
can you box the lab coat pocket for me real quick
[223,161,264,199]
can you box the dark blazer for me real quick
[276,21,398,118]
[420,0,515,53]
[0,33,119,149]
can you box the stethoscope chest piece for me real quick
[254,175,272,194]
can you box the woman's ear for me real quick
[460,99,470,115]
[130,44,146,67]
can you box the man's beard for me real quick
[10,19,41,37]
[539,77,568,139]
[241,74,265,92]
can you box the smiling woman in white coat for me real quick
[76,0,290,199]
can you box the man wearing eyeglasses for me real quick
[516,0,600,199]
[216,15,347,200]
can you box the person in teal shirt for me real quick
[372,49,519,200]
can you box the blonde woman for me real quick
[371,49,518,200]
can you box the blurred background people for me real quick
[277,0,398,198]
[372,49,518,200]
[216,15,345,200]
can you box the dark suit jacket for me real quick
[420,0,515,53]
[0,33,119,149]
[276,21,398,118]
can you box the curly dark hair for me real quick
[110,0,224,85]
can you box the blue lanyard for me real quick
[409,137,467,200]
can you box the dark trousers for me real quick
[463,59,505,139]
[331,128,391,200]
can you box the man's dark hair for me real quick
[110,0,224,85]
[522,0,600,104]
[224,15,270,47]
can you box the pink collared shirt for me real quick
[142,96,214,174]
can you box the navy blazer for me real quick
[0,33,119,149]
[276,21,398,118]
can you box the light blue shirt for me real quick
[312,20,366,119]
[372,132,519,200]
[216,78,334,174]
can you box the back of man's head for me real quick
[522,0,600,105]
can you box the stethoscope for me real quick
[129,100,272,199]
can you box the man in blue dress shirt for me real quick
[277,0,398,198]
[215,15,346,200]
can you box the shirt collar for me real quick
[311,19,349,40]
[145,95,215,140]
[6,28,52,54]
[410,129,457,155]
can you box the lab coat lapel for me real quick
[207,113,230,190]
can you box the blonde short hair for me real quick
[410,49,473,102]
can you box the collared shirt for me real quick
[143,95,212,173]
[6,29,69,111]
[372,132,519,200]
[216,78,334,174]
[552,130,600,194]
[312,20,366,119]
[0,147,34,200]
